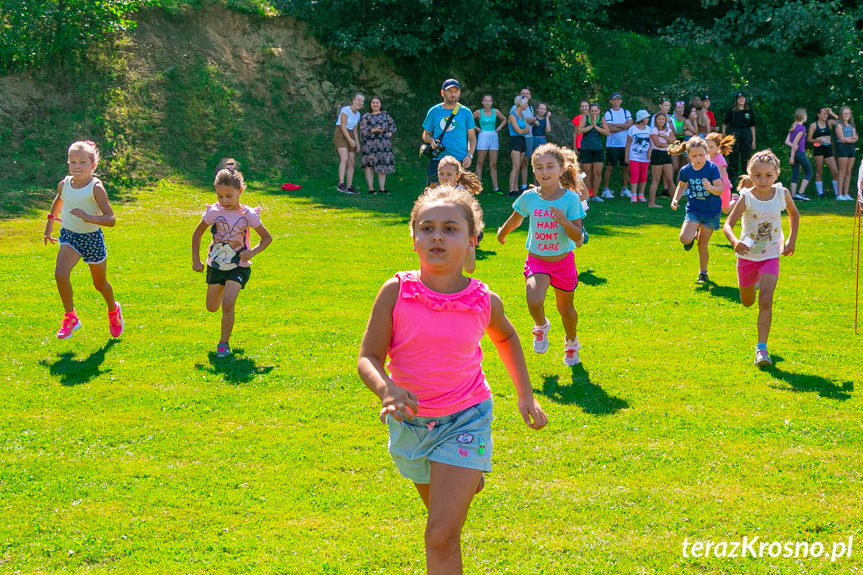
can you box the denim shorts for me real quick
[387,398,493,484]
[683,210,720,231]
[59,228,107,264]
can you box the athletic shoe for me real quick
[839,194,853,201]
[601,188,615,199]
[492,188,503,195]
[630,194,637,203]
[754,349,772,367]
[56,312,81,339]
[683,239,695,251]
[590,195,604,203]
[108,302,124,338]
[697,271,709,284]
[638,193,647,202]
[508,190,521,198]
[793,193,810,201]
[216,342,231,358]
[368,189,378,195]
[563,338,581,366]
[532,320,551,353]
[620,188,632,198]
[336,183,348,193]
[817,193,825,199]
[347,185,360,194]
[382,189,391,194]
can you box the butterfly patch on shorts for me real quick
[456,433,474,444]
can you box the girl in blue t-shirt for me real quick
[670,136,723,284]
[497,143,586,365]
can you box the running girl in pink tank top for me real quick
[358,185,547,574]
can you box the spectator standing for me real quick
[722,92,757,183]
[600,92,633,199]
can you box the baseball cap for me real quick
[611,92,622,99]
[702,94,711,100]
[442,78,461,91]
[735,91,746,98]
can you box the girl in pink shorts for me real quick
[723,150,800,367]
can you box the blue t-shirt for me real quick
[679,161,722,217]
[513,189,586,256]
[421,103,476,162]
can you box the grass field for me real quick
[1,168,861,574]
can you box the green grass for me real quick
[1,170,861,574]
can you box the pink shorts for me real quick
[524,251,578,292]
[629,160,649,184]
[737,257,780,288]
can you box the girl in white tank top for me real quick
[44,141,124,340]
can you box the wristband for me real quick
[47,214,61,222]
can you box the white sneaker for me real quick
[840,194,853,201]
[601,188,615,199]
[531,320,551,354]
[563,338,581,366]
[590,195,604,203]
[620,188,633,198]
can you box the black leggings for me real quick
[727,137,753,183]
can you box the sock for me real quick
[756,342,768,352]
[832,180,839,194]
[815,181,823,194]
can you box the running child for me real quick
[625,110,653,203]
[497,143,586,365]
[670,136,723,284]
[705,132,736,214]
[43,141,124,339]
[191,164,272,358]
[358,185,547,574]
[435,156,483,273]
[722,150,799,366]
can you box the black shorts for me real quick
[605,146,627,166]
[509,135,526,153]
[206,265,251,288]
[836,142,856,158]
[650,150,672,165]
[812,144,833,158]
[579,148,604,164]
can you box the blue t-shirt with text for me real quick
[513,189,586,256]
[421,103,476,162]
[679,160,722,217]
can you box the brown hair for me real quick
[435,156,482,195]
[685,136,708,153]
[214,158,245,189]
[737,149,781,191]
[705,132,735,156]
[531,142,584,192]
[410,185,485,238]
[214,157,241,176]
[68,140,100,167]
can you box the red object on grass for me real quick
[281,182,302,191]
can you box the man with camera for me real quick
[421,78,477,183]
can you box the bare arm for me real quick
[670,181,688,210]
[486,291,546,429]
[239,223,272,262]
[191,220,209,272]
[43,182,64,245]
[722,193,747,251]
[497,211,525,244]
[495,109,507,132]
[783,190,799,256]
[509,114,530,135]
[70,181,115,227]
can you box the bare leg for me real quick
[88,260,117,312]
[553,287,578,341]
[679,220,700,245]
[525,273,551,327]
[489,150,499,190]
[54,245,81,313]
[424,462,483,575]
[755,274,778,344]
[648,165,662,206]
[697,226,713,273]
[377,172,386,191]
[476,149,487,187]
[662,164,675,196]
[814,156,824,185]
[509,151,522,192]
[219,280,242,344]
[602,164,614,190]
[206,283,225,313]
[346,150,356,187]
[589,162,602,196]
[337,147,349,184]
[364,167,375,192]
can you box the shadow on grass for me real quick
[765,355,854,400]
[578,269,607,286]
[697,280,741,303]
[40,340,118,386]
[539,365,629,415]
[195,348,274,384]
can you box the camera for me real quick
[419,139,445,159]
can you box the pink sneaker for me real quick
[638,193,647,202]
[57,312,81,339]
[630,194,637,203]
[108,302,124,338]
[531,320,551,354]
[563,338,581,366]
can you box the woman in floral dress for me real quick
[360,96,397,195]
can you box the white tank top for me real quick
[738,184,786,261]
[60,176,102,234]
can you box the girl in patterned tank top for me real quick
[358,185,546,574]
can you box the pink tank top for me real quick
[387,271,492,417]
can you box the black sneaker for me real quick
[817,193,825,199]
[336,183,349,193]
[697,271,709,284]
[346,185,360,195]
[507,190,521,198]
[683,239,695,251]
[368,189,378,195]
[381,189,391,194]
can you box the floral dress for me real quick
[360,111,397,174]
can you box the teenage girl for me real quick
[671,100,687,173]
[835,106,859,201]
[723,150,799,367]
[497,143,586,365]
[508,96,531,197]
[335,93,365,194]
[705,132,736,214]
[786,108,812,201]
[358,185,547,575]
[648,112,676,207]
[473,95,507,194]
[192,165,272,357]
[435,156,483,273]
[533,103,551,149]
[578,103,609,203]
[625,110,653,203]
[44,141,124,340]
[807,107,839,198]
[670,136,723,284]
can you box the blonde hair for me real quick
[435,156,482,195]
[410,185,485,238]
[685,136,708,153]
[839,105,855,127]
[737,149,781,191]
[531,143,584,192]
[514,95,528,108]
[68,140,100,167]
[705,132,735,156]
